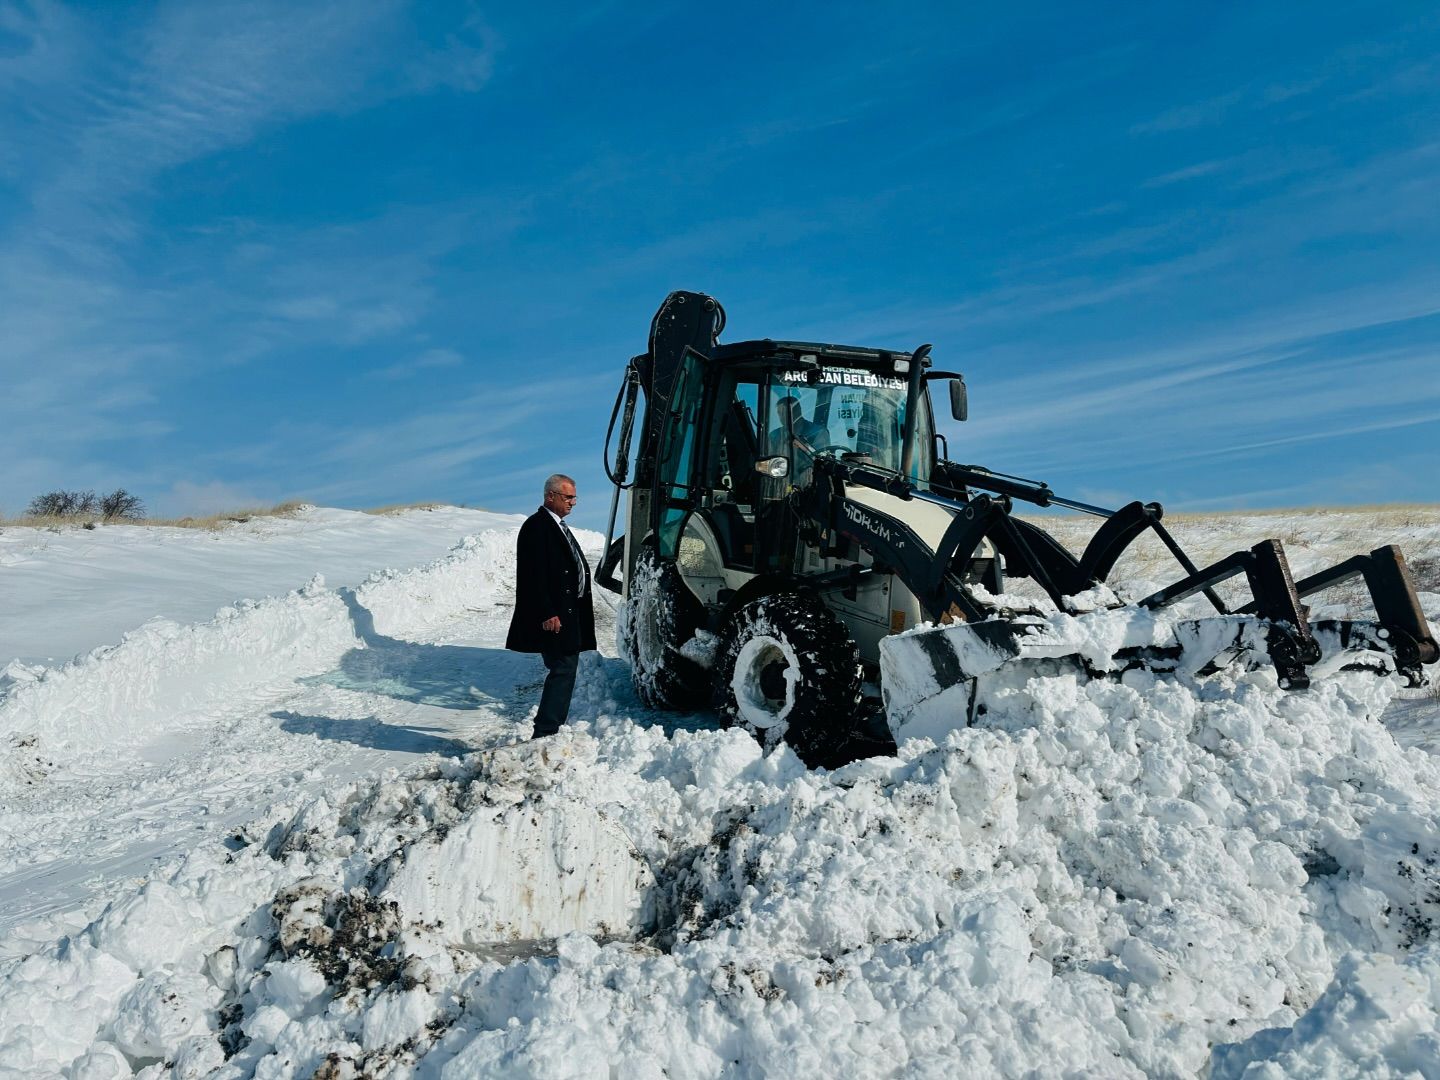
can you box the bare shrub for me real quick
[24,488,144,522]
[100,489,145,521]
[6,495,315,530]
[27,491,65,517]
[26,490,97,517]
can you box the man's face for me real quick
[545,480,578,519]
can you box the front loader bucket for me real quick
[880,609,1183,744]
[880,604,1434,747]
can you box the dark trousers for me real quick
[533,650,579,737]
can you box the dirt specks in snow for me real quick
[269,879,412,995]
[1392,846,1440,949]
[5,732,54,785]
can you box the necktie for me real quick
[560,520,587,596]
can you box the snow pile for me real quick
[882,606,1185,744]
[385,787,656,944]
[4,654,1439,1076]
[0,577,356,752]
[1211,945,1440,1077]
[343,530,519,641]
[0,528,518,781]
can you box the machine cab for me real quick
[649,345,938,579]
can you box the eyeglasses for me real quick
[547,492,578,502]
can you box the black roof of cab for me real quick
[708,339,921,368]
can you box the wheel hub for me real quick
[731,634,797,730]
[758,660,788,702]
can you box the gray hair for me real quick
[543,473,575,496]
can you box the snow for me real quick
[0,504,1437,1077]
[0,506,517,668]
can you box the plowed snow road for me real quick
[1,522,716,949]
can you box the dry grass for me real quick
[0,500,473,531]
[0,501,310,532]
[148,501,310,528]
[1157,503,1440,528]
[1029,503,1440,525]
[363,502,450,515]
[1016,503,1440,612]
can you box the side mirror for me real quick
[950,377,968,422]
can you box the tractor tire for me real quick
[716,591,862,766]
[618,544,710,710]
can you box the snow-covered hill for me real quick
[1,505,1438,1077]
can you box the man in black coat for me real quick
[505,473,597,737]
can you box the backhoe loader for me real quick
[595,291,1437,764]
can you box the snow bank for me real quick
[0,528,520,782]
[385,779,656,943]
[0,506,523,667]
[0,578,355,752]
[5,652,1438,1076]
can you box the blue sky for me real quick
[1,1,1437,527]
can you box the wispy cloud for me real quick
[405,7,498,93]
[365,348,465,381]
[1178,408,1440,464]
[20,6,376,259]
[1130,89,1246,134]
[1140,158,1232,188]
[801,243,1239,347]
[0,1,502,514]
[960,333,1440,491]
[271,369,617,507]
[987,280,1440,399]
[151,479,269,518]
[1128,70,1334,136]
[2,0,500,264]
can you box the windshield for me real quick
[763,366,932,479]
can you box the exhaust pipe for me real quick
[899,343,931,480]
